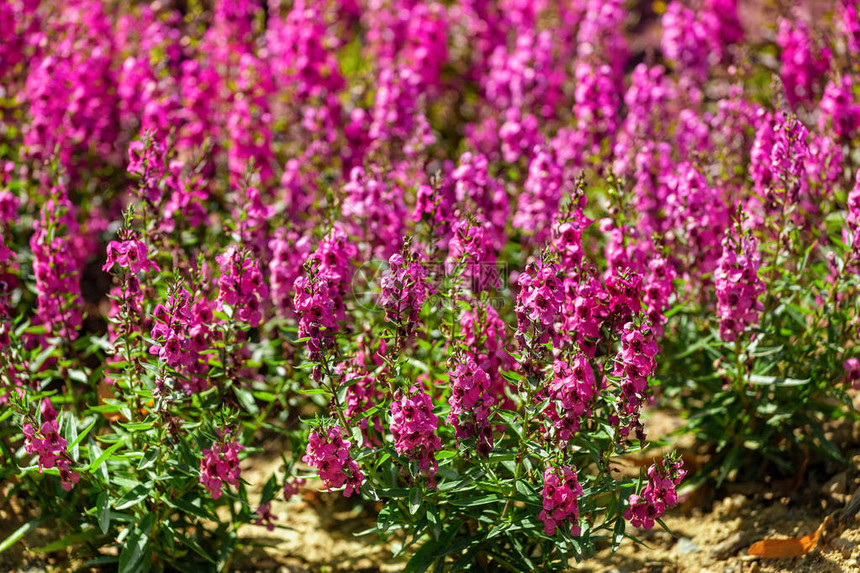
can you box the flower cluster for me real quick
[379,252,429,336]
[269,229,311,317]
[283,477,307,501]
[390,386,441,486]
[254,502,277,531]
[460,302,515,408]
[127,136,167,203]
[818,76,860,141]
[844,358,860,389]
[661,1,715,83]
[515,259,563,344]
[150,286,192,367]
[199,436,244,500]
[30,204,84,340]
[447,218,499,290]
[550,196,592,272]
[303,425,364,497]
[22,399,79,491]
[514,146,565,244]
[841,0,860,55]
[776,16,831,107]
[538,466,583,536]
[22,0,118,175]
[613,322,660,441]
[103,235,159,274]
[642,255,676,338]
[625,456,686,529]
[544,355,597,447]
[344,366,385,445]
[451,152,508,246]
[216,245,268,327]
[715,227,765,342]
[294,227,357,362]
[447,356,495,457]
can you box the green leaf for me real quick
[115,483,152,510]
[173,532,217,564]
[261,475,277,504]
[88,441,123,474]
[611,511,626,552]
[137,448,158,471]
[67,419,96,454]
[716,446,742,487]
[403,524,465,573]
[216,531,237,571]
[409,487,422,516]
[97,492,111,534]
[166,496,218,521]
[0,519,44,554]
[32,528,100,553]
[233,385,259,414]
[449,494,504,507]
[297,387,329,395]
[749,374,810,387]
[251,390,276,402]
[118,513,154,573]
[64,414,79,461]
[117,420,156,432]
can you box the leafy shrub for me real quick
[0,0,859,572]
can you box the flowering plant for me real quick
[0,0,859,571]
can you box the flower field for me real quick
[1,0,860,571]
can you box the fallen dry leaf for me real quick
[747,515,831,558]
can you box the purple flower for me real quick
[544,355,597,446]
[303,425,364,497]
[200,435,244,500]
[446,356,495,457]
[515,260,563,344]
[776,16,831,107]
[390,386,441,486]
[625,456,686,529]
[379,252,430,336]
[715,227,765,343]
[538,466,583,536]
[216,245,269,327]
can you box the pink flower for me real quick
[715,228,765,342]
[283,477,306,501]
[514,145,566,244]
[515,259,563,345]
[23,399,79,491]
[625,456,686,529]
[643,255,676,338]
[390,386,441,486]
[538,466,583,536]
[303,425,364,497]
[103,239,159,274]
[200,436,244,500]
[30,205,83,340]
[844,358,860,389]
[544,355,597,446]
[216,245,268,327]
[840,0,860,55]
[254,502,277,531]
[776,16,831,107]
[379,252,430,335]
[447,219,499,291]
[446,356,495,456]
